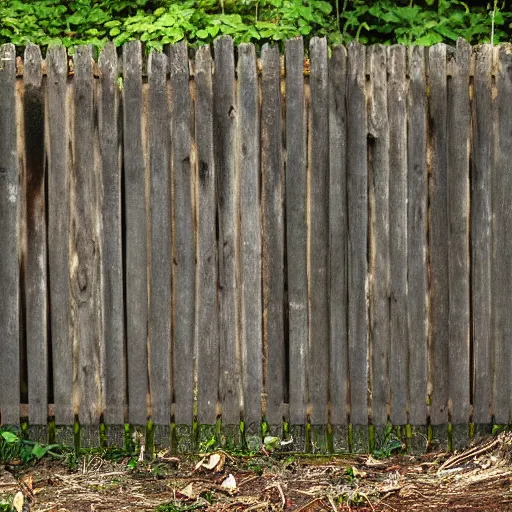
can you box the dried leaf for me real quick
[12,491,24,512]
[221,473,237,490]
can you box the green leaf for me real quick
[31,443,48,459]
[109,27,121,36]
[154,7,166,17]
[1,431,19,443]
[196,29,208,39]
[314,1,332,15]
[414,32,443,45]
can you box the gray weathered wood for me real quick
[471,44,493,425]
[47,45,73,425]
[285,38,308,426]
[367,45,390,427]
[169,41,195,425]
[407,46,428,426]
[329,45,348,426]
[261,44,284,425]
[427,44,449,426]
[23,44,48,425]
[194,45,219,425]
[73,45,104,424]
[0,44,20,425]
[237,43,262,426]
[492,46,512,424]
[213,36,240,425]
[98,43,125,425]
[148,50,171,425]
[347,42,368,426]
[447,39,471,425]
[308,37,329,426]
[388,45,408,425]
[123,41,148,425]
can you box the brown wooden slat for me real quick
[0,43,20,425]
[148,50,171,425]
[47,45,73,425]
[194,45,219,425]
[169,41,195,426]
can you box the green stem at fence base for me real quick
[305,422,312,453]
[146,421,154,458]
[124,424,132,452]
[348,424,354,453]
[326,423,334,453]
[48,421,56,444]
[368,424,375,453]
[73,420,80,453]
[469,423,475,438]
[99,423,107,449]
[447,423,453,452]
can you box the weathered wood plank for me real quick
[329,45,348,426]
[407,46,428,426]
[0,43,20,425]
[148,50,171,425]
[123,41,148,425]
[23,44,48,425]
[169,41,195,426]
[367,45,390,427]
[98,43,125,425]
[285,38,308,426]
[73,45,104,424]
[237,43,262,427]
[308,37,329,426]
[346,42,369,426]
[388,45,408,426]
[471,44,493,425]
[261,44,284,425]
[492,46,512,424]
[213,36,240,425]
[47,45,73,425]
[194,45,219,425]
[447,39,471,425]
[427,44,449,426]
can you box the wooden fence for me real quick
[0,37,510,451]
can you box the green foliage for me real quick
[0,0,510,52]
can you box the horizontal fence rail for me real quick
[0,37,511,452]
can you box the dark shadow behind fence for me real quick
[0,37,509,452]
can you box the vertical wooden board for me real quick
[447,39,471,425]
[261,44,285,425]
[213,36,240,425]
[329,45,348,426]
[0,43,20,425]
[73,45,104,425]
[388,45,408,426]
[123,41,148,425]
[98,43,125,425]
[285,38,308,425]
[23,44,48,425]
[346,42,369,426]
[427,44,449,426]
[407,46,428,426]
[308,37,329,426]
[47,45,73,425]
[471,44,493,425]
[194,46,219,425]
[148,50,171,425]
[169,41,195,425]
[492,46,512,424]
[367,45,390,427]
[237,43,262,426]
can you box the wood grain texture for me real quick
[367,45,390,427]
[237,43,262,426]
[73,45,104,424]
[285,38,308,426]
[194,45,219,425]
[98,43,125,425]
[471,44,492,425]
[407,46,428,426]
[447,39,471,425]
[169,41,195,425]
[213,36,240,425]
[328,45,348,426]
[47,45,73,425]
[261,44,285,425]
[427,44,449,426]
[346,42,369,426]
[388,45,408,425]
[0,43,20,425]
[23,44,48,425]
[123,41,148,425]
[148,50,171,425]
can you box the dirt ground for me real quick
[2,433,512,511]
